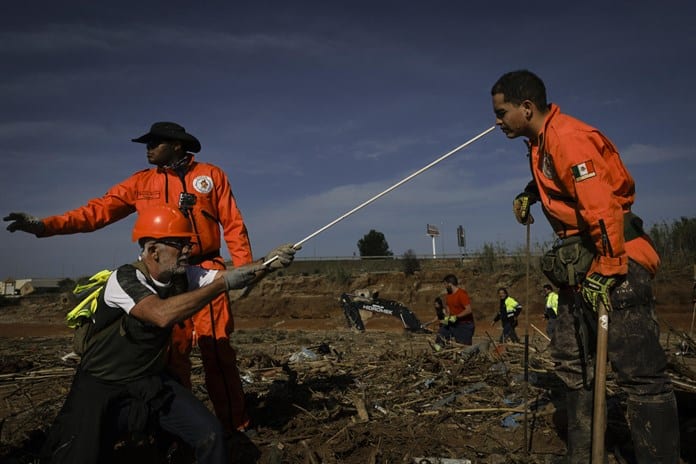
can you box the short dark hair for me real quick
[543,284,554,291]
[497,287,508,296]
[443,274,458,286]
[491,70,548,109]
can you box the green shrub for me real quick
[326,265,351,284]
[401,249,421,276]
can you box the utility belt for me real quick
[541,235,595,287]
[541,212,646,287]
[188,250,223,266]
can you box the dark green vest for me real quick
[79,262,184,384]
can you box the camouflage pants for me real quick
[550,259,672,397]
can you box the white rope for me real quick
[264,125,497,266]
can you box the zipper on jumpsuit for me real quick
[167,166,237,426]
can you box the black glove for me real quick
[4,212,46,235]
[493,313,501,322]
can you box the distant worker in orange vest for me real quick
[432,274,475,351]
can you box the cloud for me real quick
[620,143,692,165]
[0,24,334,56]
[0,120,109,140]
[242,160,533,257]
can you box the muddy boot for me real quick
[626,392,680,464]
[565,388,595,464]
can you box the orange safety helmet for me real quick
[131,205,193,242]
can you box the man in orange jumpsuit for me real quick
[5,122,257,433]
[491,71,679,463]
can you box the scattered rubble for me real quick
[1,326,695,463]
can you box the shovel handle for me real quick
[591,300,609,463]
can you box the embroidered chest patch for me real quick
[541,152,555,179]
[571,161,596,182]
[136,190,161,200]
[192,175,213,194]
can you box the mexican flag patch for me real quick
[571,160,596,182]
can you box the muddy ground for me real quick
[1,266,695,463]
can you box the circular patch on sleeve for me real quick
[542,152,556,179]
[192,175,214,194]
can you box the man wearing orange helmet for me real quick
[41,205,296,463]
[5,122,260,433]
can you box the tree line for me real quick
[649,217,696,267]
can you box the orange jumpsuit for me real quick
[40,155,253,431]
[528,104,659,276]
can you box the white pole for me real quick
[431,235,437,258]
[264,126,496,266]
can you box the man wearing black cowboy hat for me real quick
[132,121,202,154]
[5,121,264,435]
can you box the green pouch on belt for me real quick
[541,235,595,287]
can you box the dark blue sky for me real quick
[2,1,695,278]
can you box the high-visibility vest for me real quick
[545,291,559,316]
[504,296,521,316]
[66,269,113,328]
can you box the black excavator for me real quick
[339,290,430,333]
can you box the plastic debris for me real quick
[488,362,509,374]
[374,404,388,414]
[60,352,80,362]
[288,347,319,363]
[501,412,523,428]
[430,382,487,409]
[502,396,521,407]
[412,457,473,464]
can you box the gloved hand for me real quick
[263,243,300,270]
[223,263,266,290]
[581,272,617,311]
[512,192,536,225]
[493,313,501,323]
[4,212,46,235]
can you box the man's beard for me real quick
[446,287,453,294]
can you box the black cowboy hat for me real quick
[132,122,201,153]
